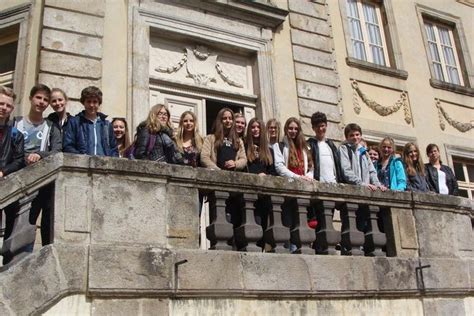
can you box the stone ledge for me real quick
[429,79,474,97]
[346,57,408,80]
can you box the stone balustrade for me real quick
[0,153,472,315]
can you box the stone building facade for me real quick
[1,0,472,197]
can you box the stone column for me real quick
[290,198,315,254]
[264,196,289,253]
[340,203,364,256]
[234,193,263,252]
[314,200,341,255]
[364,205,387,256]
[206,191,233,250]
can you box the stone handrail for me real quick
[0,153,473,314]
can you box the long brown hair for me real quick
[112,117,131,157]
[145,104,170,133]
[212,107,240,151]
[284,117,312,169]
[245,118,273,165]
[403,142,425,176]
[176,111,203,152]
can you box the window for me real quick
[0,24,19,88]
[346,0,390,66]
[453,158,474,199]
[424,21,464,86]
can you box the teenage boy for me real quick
[339,123,385,190]
[63,86,118,157]
[1,86,26,265]
[338,123,386,256]
[14,84,62,254]
[307,112,343,253]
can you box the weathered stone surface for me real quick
[396,210,418,250]
[88,246,173,293]
[91,175,167,245]
[423,298,467,316]
[166,185,200,249]
[297,80,339,105]
[454,213,474,254]
[289,13,331,36]
[298,98,341,122]
[38,73,100,101]
[241,253,311,292]
[45,0,105,16]
[64,184,91,233]
[42,29,102,59]
[293,45,334,68]
[92,299,140,316]
[0,298,13,316]
[175,250,243,292]
[470,259,474,288]
[303,256,378,292]
[415,209,463,257]
[291,29,332,52]
[0,246,65,315]
[288,0,327,20]
[43,294,91,315]
[40,51,102,79]
[374,257,418,290]
[294,62,339,88]
[420,258,470,290]
[55,245,88,291]
[43,7,104,36]
[141,298,169,316]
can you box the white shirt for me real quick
[318,140,336,183]
[437,169,449,195]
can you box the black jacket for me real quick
[0,122,25,176]
[47,112,71,135]
[307,137,344,183]
[134,124,183,164]
[424,163,459,196]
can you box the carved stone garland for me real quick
[155,45,244,88]
[435,99,474,133]
[351,80,412,124]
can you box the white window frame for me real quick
[445,145,474,200]
[346,0,391,67]
[0,25,19,87]
[452,158,474,199]
[424,20,464,86]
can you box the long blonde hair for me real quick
[266,118,281,145]
[145,104,171,133]
[176,111,203,152]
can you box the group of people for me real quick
[0,83,459,260]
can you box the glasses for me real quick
[157,111,168,117]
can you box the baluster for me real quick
[340,203,364,256]
[314,200,341,255]
[234,193,262,252]
[290,198,314,254]
[1,192,38,264]
[364,205,387,257]
[264,196,289,253]
[206,191,233,250]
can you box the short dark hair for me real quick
[311,111,327,127]
[80,86,102,105]
[29,84,51,98]
[344,123,362,138]
[426,143,439,156]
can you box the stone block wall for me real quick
[38,0,105,114]
[288,0,342,140]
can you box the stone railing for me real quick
[0,154,473,315]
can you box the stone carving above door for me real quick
[153,43,247,90]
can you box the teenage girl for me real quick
[176,111,203,167]
[134,104,182,164]
[48,88,71,134]
[266,118,281,145]
[234,113,246,141]
[425,143,458,195]
[402,142,429,192]
[112,117,131,158]
[376,137,406,191]
[273,117,313,253]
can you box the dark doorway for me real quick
[205,99,243,135]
